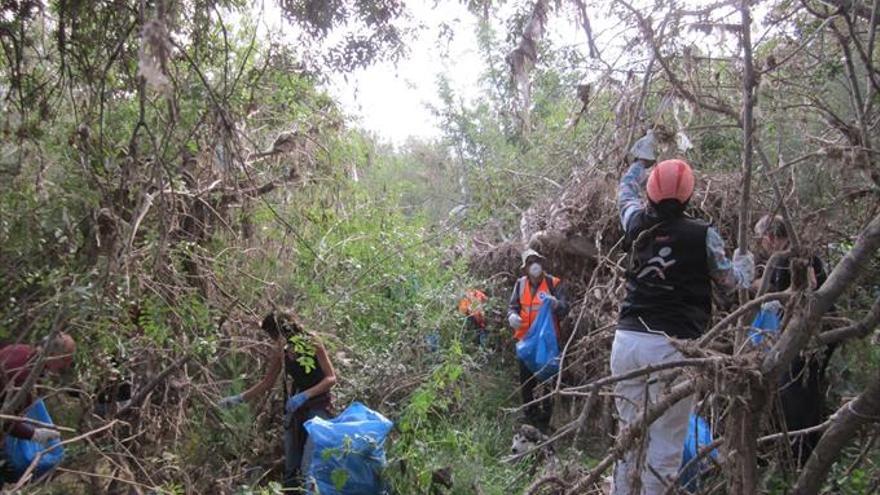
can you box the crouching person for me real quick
[0,333,76,484]
[507,249,569,432]
[611,133,754,494]
[219,311,337,490]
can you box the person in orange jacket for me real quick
[506,249,569,430]
[458,289,488,347]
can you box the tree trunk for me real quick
[728,3,759,493]
[724,380,765,495]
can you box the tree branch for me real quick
[566,380,697,493]
[698,291,792,345]
[818,295,880,345]
[792,376,880,494]
[114,354,192,418]
[762,212,880,377]
[616,0,740,122]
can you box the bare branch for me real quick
[566,380,697,493]
[615,0,740,122]
[762,212,880,377]
[818,295,880,345]
[792,377,880,494]
[114,354,192,418]
[698,291,793,345]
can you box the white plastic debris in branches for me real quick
[676,131,694,153]
[656,94,675,120]
[674,98,694,153]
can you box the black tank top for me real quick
[285,348,326,394]
[284,345,332,409]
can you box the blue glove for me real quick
[539,292,558,307]
[285,392,309,414]
[218,394,244,409]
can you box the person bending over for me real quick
[219,311,337,490]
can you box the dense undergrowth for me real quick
[3,1,880,494]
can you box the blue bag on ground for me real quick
[679,413,717,491]
[516,299,560,381]
[748,303,782,346]
[4,399,64,480]
[304,402,393,494]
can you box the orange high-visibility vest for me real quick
[458,289,488,328]
[515,275,560,341]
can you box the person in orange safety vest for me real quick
[458,289,489,347]
[506,249,569,430]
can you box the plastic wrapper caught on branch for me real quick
[138,19,171,92]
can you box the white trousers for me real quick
[610,330,694,495]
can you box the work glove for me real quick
[285,392,309,414]
[760,300,784,318]
[733,249,756,288]
[630,130,656,162]
[32,428,60,445]
[539,292,559,308]
[508,313,523,329]
[218,394,244,409]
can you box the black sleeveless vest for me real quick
[619,211,712,340]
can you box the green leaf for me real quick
[331,468,349,490]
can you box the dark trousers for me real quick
[283,406,331,490]
[776,354,827,467]
[519,359,553,429]
[0,455,11,486]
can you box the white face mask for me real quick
[528,263,543,278]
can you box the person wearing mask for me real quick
[218,311,337,490]
[612,131,755,494]
[507,249,569,431]
[0,332,76,482]
[754,214,833,466]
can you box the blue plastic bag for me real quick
[304,402,393,495]
[748,303,782,346]
[679,414,717,491]
[4,399,64,480]
[516,299,560,381]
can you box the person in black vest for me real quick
[611,132,755,494]
[219,311,337,490]
[754,214,834,467]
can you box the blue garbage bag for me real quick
[4,399,64,480]
[516,299,560,381]
[748,303,782,346]
[679,414,717,492]
[304,402,393,495]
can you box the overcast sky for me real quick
[325,2,484,144]
[259,1,749,146]
[320,1,593,145]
